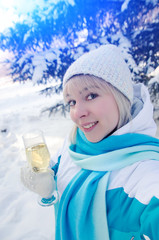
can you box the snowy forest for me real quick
[0,0,159,119]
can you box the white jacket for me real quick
[51,83,158,199]
[51,83,159,239]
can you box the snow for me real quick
[121,0,158,12]
[148,66,159,84]
[146,0,158,5]
[121,0,131,12]
[0,80,73,240]
[23,49,61,84]
[0,76,158,240]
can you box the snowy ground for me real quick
[0,79,73,240]
[0,78,158,240]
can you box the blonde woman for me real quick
[22,44,159,240]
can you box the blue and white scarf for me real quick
[55,129,159,240]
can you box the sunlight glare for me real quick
[0,0,45,32]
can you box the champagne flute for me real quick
[22,130,58,206]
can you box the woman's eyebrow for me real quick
[79,87,88,94]
[65,93,70,98]
[80,85,100,94]
[65,85,100,97]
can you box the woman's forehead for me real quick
[64,75,108,91]
[64,81,101,98]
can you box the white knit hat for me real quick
[63,44,133,103]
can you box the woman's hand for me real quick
[20,166,56,199]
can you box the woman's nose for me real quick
[73,103,88,119]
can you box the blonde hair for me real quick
[63,75,132,143]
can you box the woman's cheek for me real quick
[70,110,76,123]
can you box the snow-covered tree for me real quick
[0,0,158,117]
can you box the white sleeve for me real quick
[49,135,69,169]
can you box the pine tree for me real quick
[0,0,158,117]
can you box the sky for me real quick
[0,0,75,33]
[0,0,50,32]
[0,0,41,32]
[0,0,29,32]
[0,0,75,75]
[0,0,53,80]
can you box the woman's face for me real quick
[64,77,119,143]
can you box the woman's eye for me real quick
[68,100,76,107]
[87,93,98,100]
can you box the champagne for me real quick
[26,143,50,172]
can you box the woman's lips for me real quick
[82,121,98,132]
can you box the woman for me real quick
[21,44,159,240]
